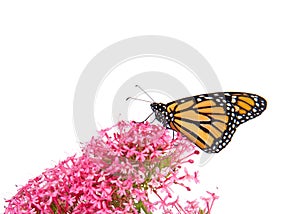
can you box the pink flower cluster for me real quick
[5,121,218,213]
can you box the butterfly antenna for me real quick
[135,85,155,102]
[126,97,152,103]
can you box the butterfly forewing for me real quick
[152,92,267,153]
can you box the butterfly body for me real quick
[151,92,267,153]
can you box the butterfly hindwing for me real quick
[225,92,267,124]
[153,92,267,153]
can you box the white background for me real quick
[1,1,300,213]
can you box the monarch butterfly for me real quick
[128,86,267,153]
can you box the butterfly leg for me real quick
[133,112,154,124]
[172,130,179,146]
[143,112,154,123]
[166,128,178,145]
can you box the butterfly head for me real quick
[150,102,169,127]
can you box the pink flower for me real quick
[200,191,220,214]
[5,121,218,213]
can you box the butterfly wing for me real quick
[165,92,267,153]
